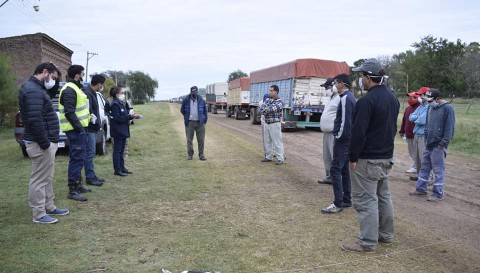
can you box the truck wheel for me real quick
[226,107,232,118]
[96,131,107,155]
[212,105,217,114]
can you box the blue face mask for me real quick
[429,101,438,108]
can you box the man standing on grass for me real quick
[408,87,430,182]
[18,62,69,224]
[343,59,399,253]
[409,89,455,202]
[82,74,106,187]
[59,65,90,202]
[181,86,208,161]
[260,84,285,165]
[318,78,338,185]
[399,92,421,174]
[321,74,356,214]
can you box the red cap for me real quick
[407,92,419,98]
[415,87,430,96]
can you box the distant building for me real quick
[0,32,73,87]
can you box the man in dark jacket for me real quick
[181,86,208,160]
[342,59,400,253]
[18,62,69,224]
[321,74,356,214]
[82,74,106,186]
[59,65,90,202]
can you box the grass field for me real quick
[0,102,479,273]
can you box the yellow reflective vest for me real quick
[58,82,90,132]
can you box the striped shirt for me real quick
[260,98,284,124]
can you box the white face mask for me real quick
[325,88,332,97]
[99,86,104,92]
[118,94,125,101]
[358,78,364,90]
[332,85,338,94]
[417,97,423,103]
[44,74,55,90]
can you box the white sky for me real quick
[1,0,479,100]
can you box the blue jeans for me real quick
[330,140,351,208]
[66,131,87,182]
[84,132,97,180]
[416,146,446,198]
[112,137,126,173]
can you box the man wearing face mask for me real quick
[399,92,421,174]
[344,59,400,252]
[59,65,90,202]
[318,78,338,185]
[409,89,455,202]
[181,86,208,160]
[81,74,106,187]
[19,62,70,224]
[408,87,430,181]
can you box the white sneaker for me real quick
[406,167,417,173]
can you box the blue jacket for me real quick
[109,99,132,138]
[425,101,455,149]
[181,95,207,127]
[349,85,400,162]
[409,102,429,136]
[333,90,356,143]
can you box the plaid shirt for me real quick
[260,98,284,123]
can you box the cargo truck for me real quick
[226,77,250,120]
[249,58,349,131]
[206,82,228,114]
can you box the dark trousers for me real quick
[112,137,126,173]
[185,121,205,158]
[330,140,351,208]
[66,131,87,183]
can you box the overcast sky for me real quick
[1,0,479,100]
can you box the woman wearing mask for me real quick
[109,87,138,176]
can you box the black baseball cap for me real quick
[352,59,384,76]
[320,78,334,87]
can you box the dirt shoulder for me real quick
[206,110,480,256]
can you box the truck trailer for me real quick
[226,77,250,120]
[206,82,228,114]
[249,58,349,130]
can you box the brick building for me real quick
[0,32,73,87]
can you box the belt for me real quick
[266,121,279,124]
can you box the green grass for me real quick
[1,102,479,273]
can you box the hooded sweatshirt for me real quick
[425,101,455,149]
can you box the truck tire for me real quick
[250,108,257,125]
[212,105,217,114]
[96,131,107,155]
[226,107,232,118]
[207,104,211,113]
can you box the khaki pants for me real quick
[26,142,58,220]
[412,135,425,175]
[264,122,284,161]
[322,132,334,178]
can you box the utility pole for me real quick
[85,51,98,82]
[0,0,10,9]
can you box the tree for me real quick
[0,54,18,128]
[455,42,480,98]
[227,69,248,82]
[127,71,158,103]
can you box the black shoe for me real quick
[94,177,105,182]
[343,203,353,208]
[86,179,103,186]
[77,185,92,193]
[114,172,128,176]
[123,169,133,174]
[188,156,193,160]
[409,176,418,181]
[199,156,207,161]
[68,191,87,202]
[318,178,333,185]
[261,158,272,162]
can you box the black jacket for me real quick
[349,84,400,162]
[109,98,132,138]
[59,77,85,133]
[18,76,60,149]
[82,85,101,132]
